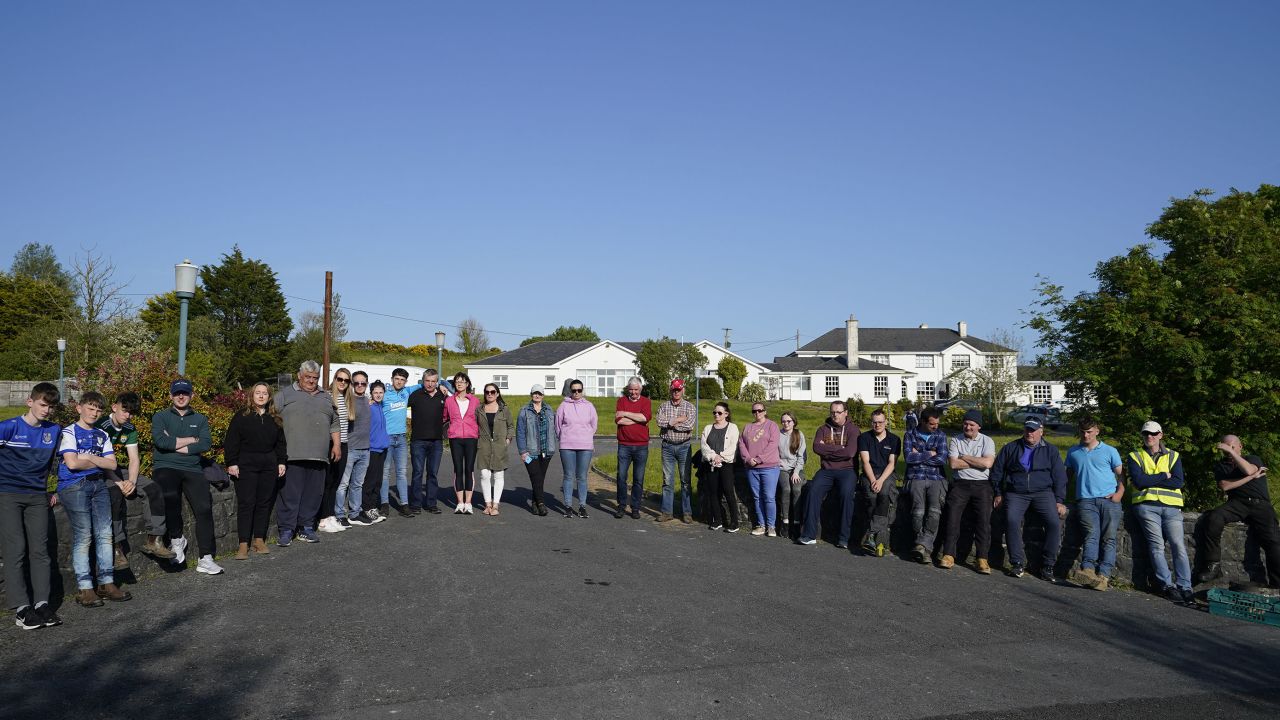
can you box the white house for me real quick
[1011,365,1094,409]
[465,339,766,398]
[761,314,1018,404]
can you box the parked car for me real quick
[932,397,980,411]
[1007,404,1063,428]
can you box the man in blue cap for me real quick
[990,417,1067,581]
[150,378,223,575]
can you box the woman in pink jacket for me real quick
[444,372,480,514]
[555,378,597,518]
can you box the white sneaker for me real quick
[196,555,224,575]
[319,518,344,533]
[454,504,463,514]
[464,503,474,514]
[369,510,387,524]
[170,536,187,564]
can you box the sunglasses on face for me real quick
[713,411,726,416]
[336,377,350,383]
[752,408,765,413]
[571,388,583,394]
[485,390,497,395]
[353,382,367,388]
[1142,431,1161,437]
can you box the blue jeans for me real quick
[59,478,114,589]
[1077,496,1123,577]
[660,441,693,516]
[1004,490,1061,570]
[747,466,780,528]
[337,448,369,519]
[616,444,649,510]
[1132,503,1192,591]
[382,433,408,505]
[801,468,855,545]
[411,438,444,509]
[560,449,593,507]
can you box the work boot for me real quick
[1091,575,1110,592]
[1193,563,1223,586]
[75,588,104,608]
[938,554,955,569]
[1071,567,1098,586]
[141,535,175,559]
[95,583,132,602]
[656,513,674,523]
[235,542,250,560]
[976,558,992,575]
[113,543,130,570]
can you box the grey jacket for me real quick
[348,394,371,451]
[274,383,339,462]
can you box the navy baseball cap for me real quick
[1023,418,1043,431]
[170,379,193,395]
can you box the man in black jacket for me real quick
[991,418,1067,581]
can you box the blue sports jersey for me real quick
[57,423,115,490]
[0,415,61,493]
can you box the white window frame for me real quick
[874,375,888,398]
[1033,383,1052,404]
[825,375,840,399]
[915,355,935,368]
[870,354,890,365]
[545,375,556,391]
[916,381,936,401]
[493,374,509,390]
[799,376,811,391]
[951,354,971,370]
[901,379,908,398]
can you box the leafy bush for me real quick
[697,376,724,401]
[716,357,747,400]
[740,382,766,403]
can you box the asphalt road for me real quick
[4,442,1280,720]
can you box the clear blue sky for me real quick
[3,2,1277,363]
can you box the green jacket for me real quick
[475,403,515,472]
[151,406,212,472]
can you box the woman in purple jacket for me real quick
[555,379,597,518]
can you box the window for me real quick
[989,355,1008,373]
[915,355,935,368]
[916,381,936,401]
[874,376,888,398]
[797,376,811,391]
[578,369,622,397]
[951,354,970,370]
[1033,383,1052,403]
[493,375,508,390]
[825,376,840,398]
[901,379,908,398]
[870,354,890,365]
[545,375,555,391]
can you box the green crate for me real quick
[1207,588,1280,627]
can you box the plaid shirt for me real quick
[904,427,948,483]
[656,399,696,444]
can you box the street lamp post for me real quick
[174,260,199,376]
[694,367,711,432]
[435,331,446,377]
[56,338,66,399]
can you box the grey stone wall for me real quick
[0,481,255,608]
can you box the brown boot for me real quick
[95,583,132,602]
[938,554,955,569]
[113,543,130,570]
[235,542,250,560]
[75,588,104,608]
[976,559,992,575]
[142,535,176,559]
[252,538,270,555]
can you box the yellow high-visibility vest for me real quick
[1127,449,1183,507]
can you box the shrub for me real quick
[697,376,724,401]
[716,357,747,400]
[740,382,766,403]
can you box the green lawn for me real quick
[1,406,24,421]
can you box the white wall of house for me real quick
[1012,381,1069,407]
[764,372,911,404]
[466,341,644,398]
[468,367,564,397]
[692,341,766,387]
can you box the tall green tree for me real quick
[1028,185,1280,510]
[520,324,600,347]
[139,288,210,339]
[200,247,293,385]
[634,338,708,396]
[10,242,74,295]
[0,272,77,379]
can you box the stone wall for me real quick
[0,481,253,608]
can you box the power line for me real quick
[284,292,535,335]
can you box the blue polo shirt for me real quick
[1065,440,1123,499]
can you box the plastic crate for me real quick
[1207,587,1280,627]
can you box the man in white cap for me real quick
[1125,420,1193,602]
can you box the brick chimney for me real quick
[957,320,968,338]
[846,314,858,368]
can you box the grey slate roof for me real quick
[470,341,644,367]
[762,355,907,373]
[1017,365,1066,382]
[799,327,1013,354]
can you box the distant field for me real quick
[1,406,23,420]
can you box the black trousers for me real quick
[703,462,740,529]
[153,467,216,557]
[451,438,477,493]
[856,474,897,544]
[525,455,550,505]
[363,450,386,513]
[317,442,348,524]
[941,479,994,560]
[234,467,278,542]
[1195,496,1280,587]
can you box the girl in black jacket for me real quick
[225,383,287,558]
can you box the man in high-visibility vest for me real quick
[1124,421,1192,604]
[1193,435,1280,588]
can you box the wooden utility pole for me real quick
[322,271,333,389]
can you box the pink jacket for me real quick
[444,394,480,439]
[555,396,598,450]
[738,419,781,468]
